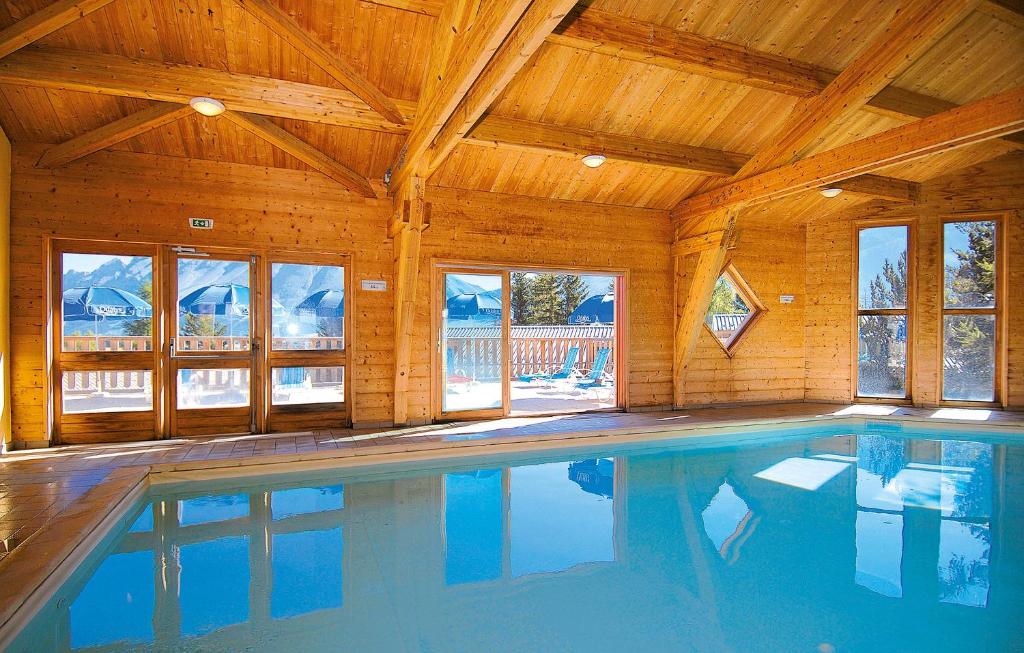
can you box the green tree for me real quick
[859,251,908,396]
[559,275,589,322]
[180,313,226,337]
[510,272,533,325]
[944,222,996,399]
[122,281,153,337]
[706,277,749,316]
[527,273,561,325]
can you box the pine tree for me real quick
[944,222,996,399]
[559,275,589,323]
[510,272,533,325]
[123,280,153,337]
[859,251,908,395]
[181,313,226,337]
[528,273,561,325]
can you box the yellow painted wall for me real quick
[0,126,10,450]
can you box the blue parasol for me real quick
[63,286,152,321]
[293,289,345,318]
[568,293,614,325]
[446,292,501,320]
[178,283,250,317]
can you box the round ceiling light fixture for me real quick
[819,187,843,198]
[189,97,226,117]
[581,153,607,168]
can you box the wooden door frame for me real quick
[50,239,162,444]
[430,259,629,421]
[167,247,260,437]
[936,212,1008,408]
[850,218,917,404]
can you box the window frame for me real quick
[938,213,1006,407]
[51,240,162,442]
[701,263,766,358]
[262,252,351,429]
[851,219,916,403]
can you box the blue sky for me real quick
[944,221,990,269]
[858,226,906,297]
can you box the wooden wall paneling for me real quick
[0,0,118,59]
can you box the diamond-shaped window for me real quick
[703,265,765,355]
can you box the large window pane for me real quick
[857,315,907,398]
[510,272,618,414]
[271,366,345,405]
[943,315,995,401]
[62,253,153,352]
[62,370,152,414]
[704,270,760,349]
[271,263,345,351]
[442,273,503,412]
[177,368,250,409]
[858,226,908,310]
[944,221,995,309]
[177,258,250,352]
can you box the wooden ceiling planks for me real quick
[0,0,1018,214]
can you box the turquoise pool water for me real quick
[7,423,1024,652]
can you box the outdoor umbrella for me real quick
[62,286,152,348]
[178,283,249,341]
[293,289,345,317]
[568,293,615,325]
[446,292,501,320]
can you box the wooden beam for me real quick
[232,0,405,125]
[389,0,533,191]
[671,230,726,258]
[0,47,416,134]
[832,175,920,203]
[671,85,1024,222]
[732,0,978,179]
[672,210,736,407]
[550,7,1024,147]
[467,116,747,176]
[392,176,428,425]
[0,0,117,59]
[221,110,377,197]
[36,101,193,168]
[422,0,580,177]
[978,0,1024,29]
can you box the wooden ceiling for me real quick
[0,0,1021,215]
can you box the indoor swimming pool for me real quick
[6,422,1023,652]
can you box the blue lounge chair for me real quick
[518,346,579,383]
[573,348,612,392]
[273,366,309,402]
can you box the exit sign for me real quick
[190,217,214,230]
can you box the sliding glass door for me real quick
[440,270,507,417]
[436,265,623,420]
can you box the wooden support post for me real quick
[672,209,737,407]
[393,177,428,425]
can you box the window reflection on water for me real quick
[14,431,1021,653]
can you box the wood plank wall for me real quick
[0,127,9,449]
[804,152,1024,408]
[676,218,808,406]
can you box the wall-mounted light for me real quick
[819,187,843,198]
[581,154,607,168]
[189,97,226,117]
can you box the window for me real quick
[856,225,910,398]
[271,366,345,405]
[62,370,152,414]
[703,266,763,354]
[271,263,345,351]
[942,219,998,402]
[62,252,153,352]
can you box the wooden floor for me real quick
[0,401,1022,637]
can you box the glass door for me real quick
[168,250,260,436]
[439,270,507,417]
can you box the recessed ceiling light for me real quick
[581,154,607,168]
[819,187,843,198]
[189,97,225,117]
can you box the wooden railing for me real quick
[62,335,345,352]
[446,327,615,381]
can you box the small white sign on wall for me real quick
[190,217,214,230]
[361,280,387,292]
[779,295,795,304]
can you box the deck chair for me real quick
[518,346,579,383]
[572,348,612,395]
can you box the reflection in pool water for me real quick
[9,427,1024,652]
